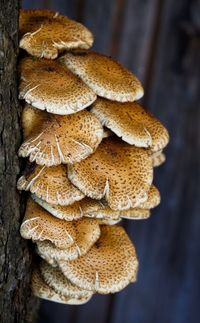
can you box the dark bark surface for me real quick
[0,1,39,322]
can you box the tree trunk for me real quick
[0,1,39,322]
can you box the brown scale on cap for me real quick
[19,9,94,59]
[17,163,84,205]
[40,261,93,299]
[36,218,101,264]
[19,57,97,115]
[151,150,166,167]
[18,107,103,166]
[91,98,169,151]
[58,225,138,294]
[20,198,77,249]
[32,267,92,304]
[63,51,144,102]
[68,137,153,210]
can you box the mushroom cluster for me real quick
[18,9,169,304]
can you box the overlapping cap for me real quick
[151,150,166,167]
[17,163,84,205]
[63,51,144,102]
[19,57,96,115]
[18,107,103,166]
[20,9,94,59]
[68,137,153,210]
[58,225,138,294]
[91,98,169,151]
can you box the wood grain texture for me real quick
[21,1,200,323]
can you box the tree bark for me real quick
[0,1,39,322]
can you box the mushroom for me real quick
[151,150,166,167]
[91,98,169,151]
[18,108,103,166]
[19,9,94,59]
[19,57,97,115]
[36,217,101,263]
[20,198,77,249]
[40,261,93,299]
[17,163,84,206]
[32,267,92,304]
[58,225,138,294]
[68,137,153,210]
[62,51,143,102]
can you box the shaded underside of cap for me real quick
[19,57,97,115]
[40,261,93,299]
[68,137,153,210]
[20,198,76,249]
[19,9,94,59]
[18,108,103,166]
[58,225,138,294]
[91,98,169,151]
[32,267,92,304]
[63,51,144,102]
[17,163,84,205]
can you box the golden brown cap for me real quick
[138,185,160,209]
[22,104,47,139]
[17,163,84,205]
[40,261,93,299]
[32,267,92,304]
[151,150,166,167]
[63,51,144,102]
[19,57,96,115]
[18,108,103,166]
[91,99,169,151]
[68,137,153,210]
[19,9,94,59]
[58,225,138,294]
[36,218,101,263]
[20,198,76,249]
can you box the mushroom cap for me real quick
[20,198,76,249]
[18,108,103,166]
[22,104,47,139]
[68,137,153,210]
[91,99,169,151]
[40,261,92,299]
[58,225,138,294]
[32,267,92,304]
[19,57,97,115]
[19,9,94,59]
[17,163,84,205]
[138,185,160,209]
[63,51,144,102]
[151,150,166,167]
[36,217,101,263]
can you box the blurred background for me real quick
[23,1,200,323]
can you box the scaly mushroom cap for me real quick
[20,198,76,249]
[18,109,103,166]
[68,137,153,210]
[91,98,169,151]
[58,225,138,294]
[151,150,166,167]
[63,51,144,102]
[19,57,96,115]
[40,261,92,299]
[36,218,101,263]
[32,267,92,304]
[19,9,94,59]
[138,185,160,209]
[22,104,47,139]
[17,163,84,205]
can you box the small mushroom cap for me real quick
[36,218,101,263]
[40,261,92,299]
[68,137,153,210]
[138,185,160,209]
[32,267,92,304]
[63,51,144,102]
[18,108,103,166]
[151,150,166,167]
[19,57,96,115]
[22,104,47,139]
[20,198,76,249]
[17,163,84,205]
[19,9,94,59]
[58,225,138,294]
[91,99,169,151]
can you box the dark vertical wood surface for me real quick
[22,1,200,323]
